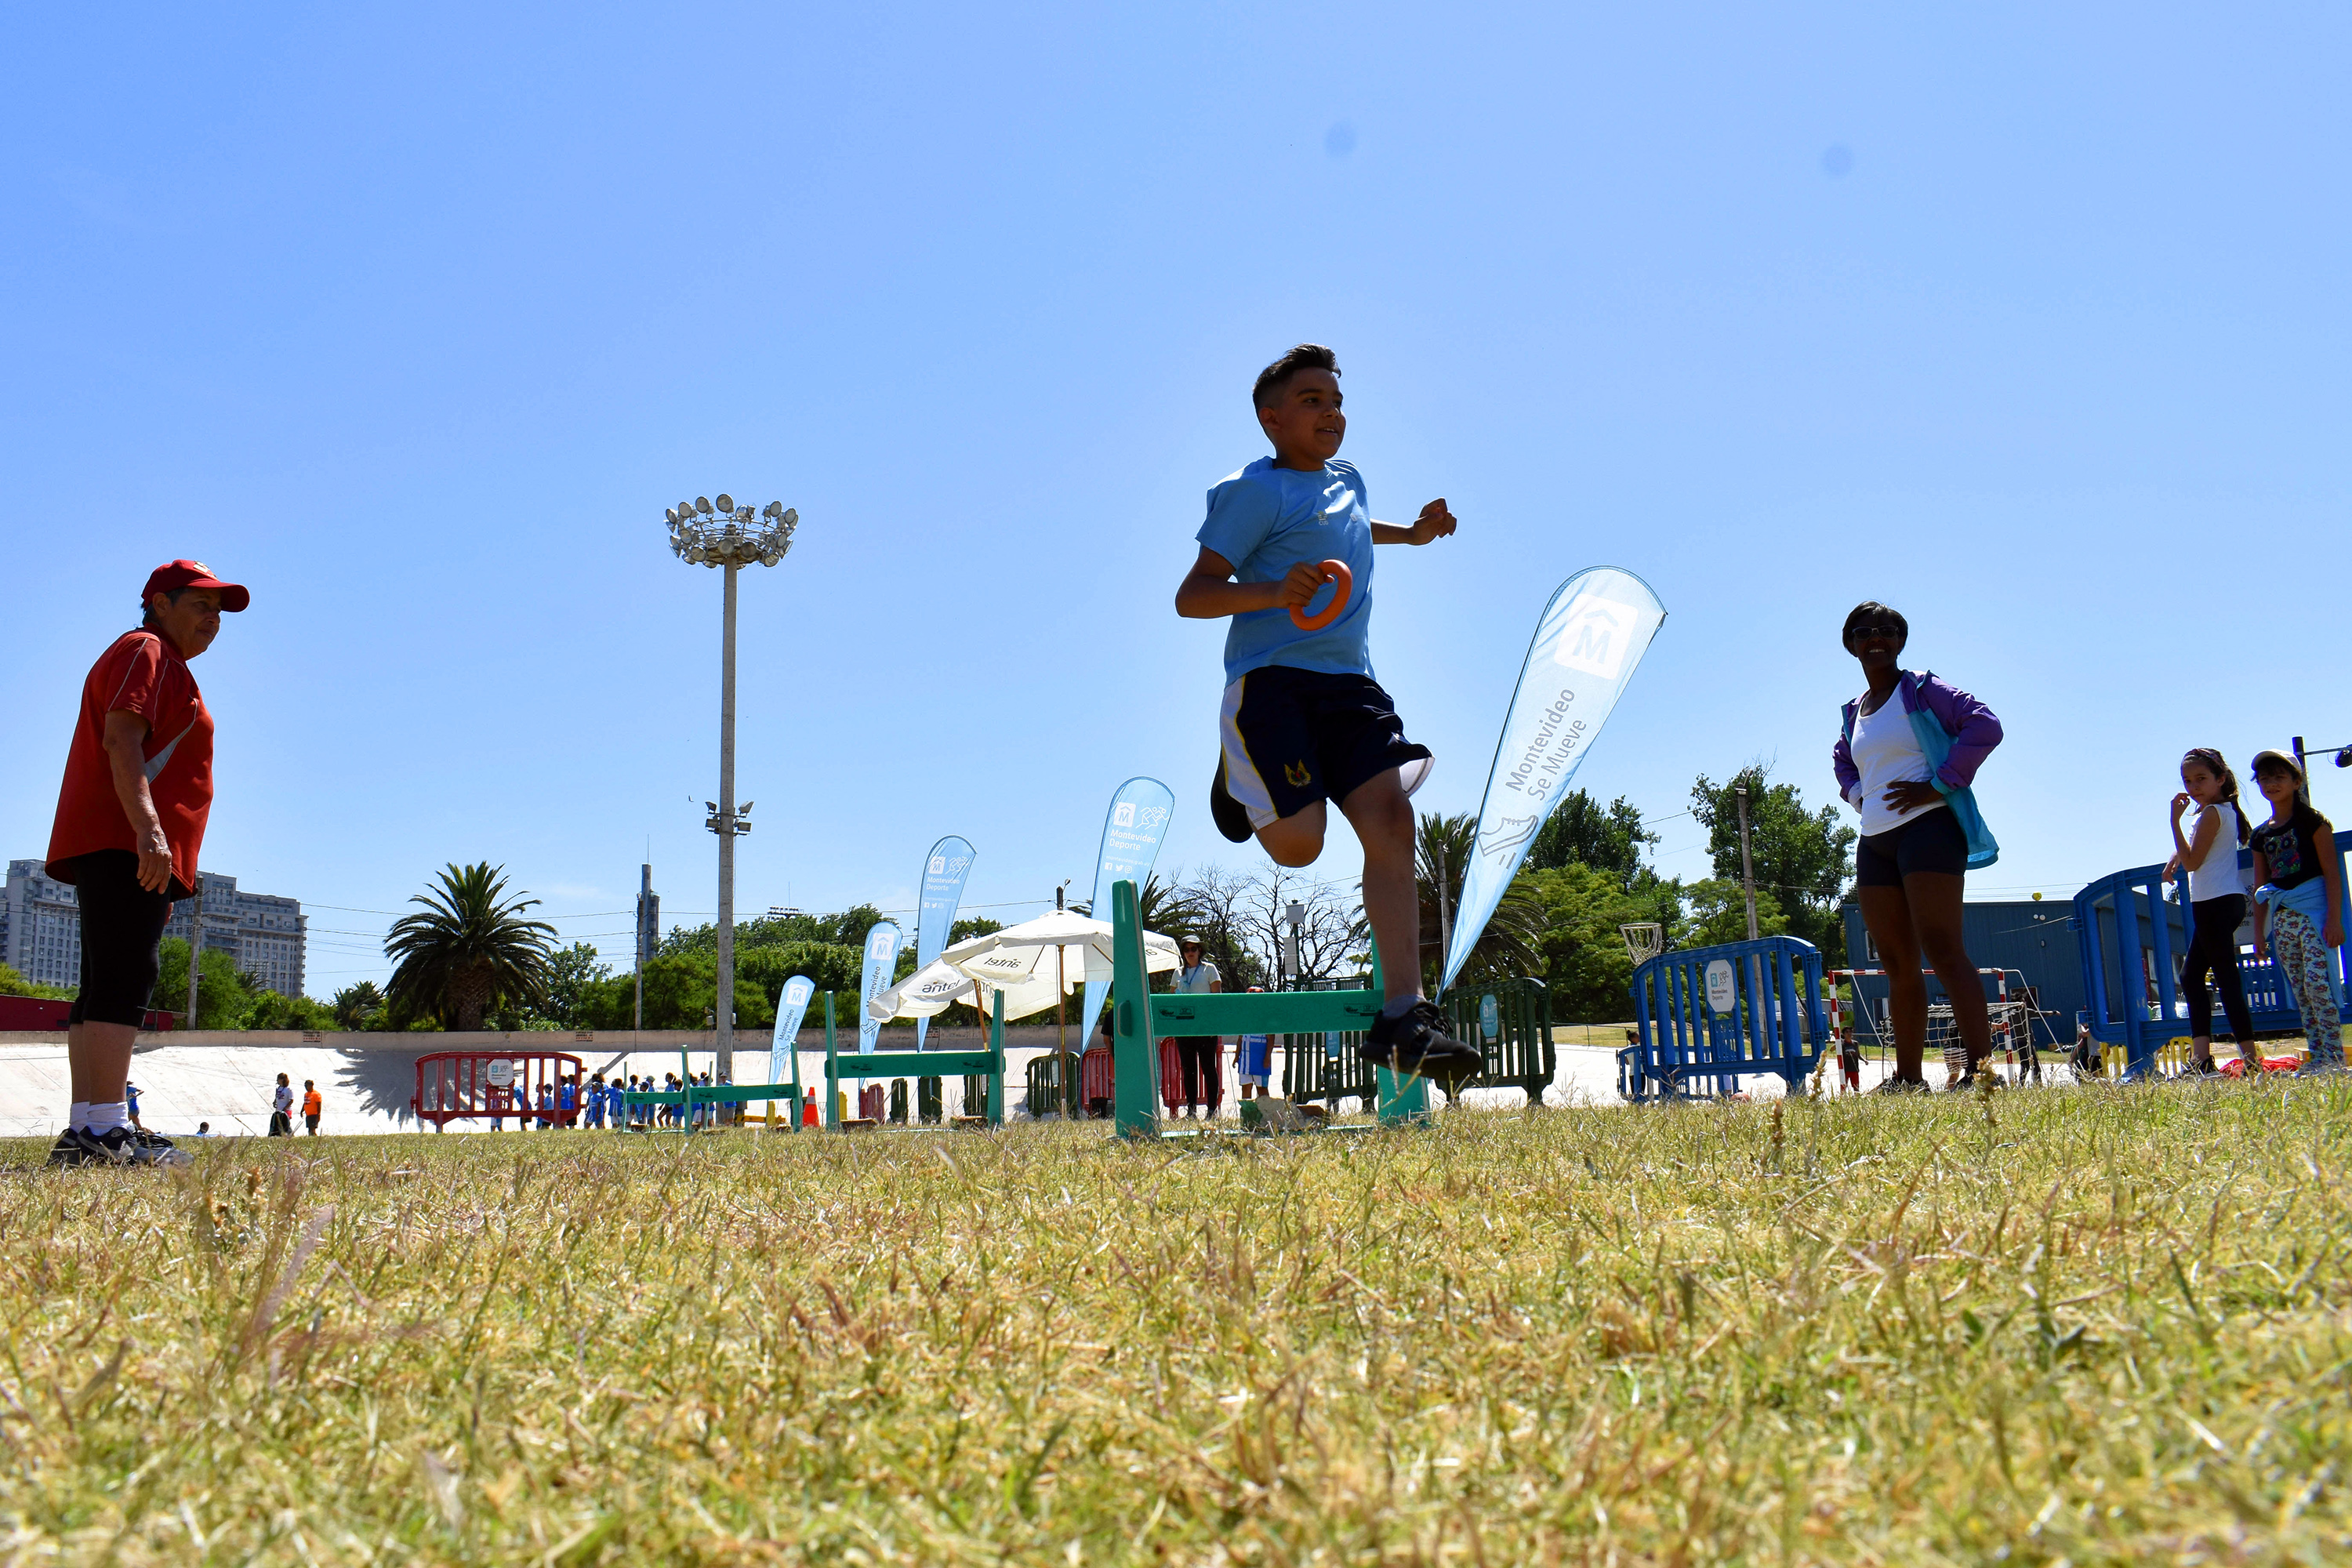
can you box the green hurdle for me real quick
[617,1037,805,1131]
[614,989,1007,1132]
[823,988,1006,1128]
[1108,876,1428,1137]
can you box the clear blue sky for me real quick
[5,4,2347,995]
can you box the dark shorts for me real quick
[61,850,175,1029]
[1855,807,1968,887]
[1218,666,1431,829]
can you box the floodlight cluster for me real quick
[665,493,797,568]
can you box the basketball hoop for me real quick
[1621,923,1664,964]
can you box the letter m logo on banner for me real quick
[1553,593,1632,679]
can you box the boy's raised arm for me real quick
[1174,548,1330,620]
[1369,497,1458,546]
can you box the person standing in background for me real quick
[42,561,246,1167]
[268,1073,294,1137]
[1171,939,1224,1119]
[301,1079,322,1134]
[2167,748,2257,1074]
[2249,750,2345,1074]
[1831,602,2005,1093]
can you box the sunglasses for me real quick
[1847,625,1904,644]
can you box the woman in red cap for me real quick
[44,560,247,1167]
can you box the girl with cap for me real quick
[2247,750,2346,1073]
[1831,603,2004,1092]
[2166,749,2257,1074]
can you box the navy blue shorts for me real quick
[1218,666,1431,829]
[1855,807,1967,887]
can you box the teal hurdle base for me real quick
[825,985,1007,1128]
[1108,877,1426,1137]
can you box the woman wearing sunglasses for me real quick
[1831,602,2005,1092]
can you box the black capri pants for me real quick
[1175,1036,1222,1114]
[64,850,175,1029]
[2182,894,2254,1043]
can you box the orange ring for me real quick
[1290,559,1353,631]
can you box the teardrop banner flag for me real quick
[914,837,976,1050]
[1441,566,1667,993]
[856,920,904,1054]
[771,975,816,1056]
[1076,777,1174,1044]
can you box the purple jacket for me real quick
[1833,670,2002,809]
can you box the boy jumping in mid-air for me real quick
[1175,343,1482,1083]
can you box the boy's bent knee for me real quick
[1257,808,1326,867]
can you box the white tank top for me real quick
[1849,693,1947,837]
[2184,802,2246,902]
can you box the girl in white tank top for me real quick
[2168,747,2256,1069]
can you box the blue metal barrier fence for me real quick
[1621,935,1826,1101]
[2072,844,2350,1078]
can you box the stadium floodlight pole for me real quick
[666,493,799,1091]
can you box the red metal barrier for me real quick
[411,1050,586,1130]
[0,995,178,1032]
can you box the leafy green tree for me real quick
[1690,764,1855,962]
[577,953,771,1031]
[245,989,340,1030]
[0,961,75,1000]
[384,862,557,1030]
[1523,791,1660,890]
[735,942,863,1004]
[150,938,255,1029]
[1682,878,1791,949]
[948,916,1004,943]
[332,982,387,1030]
[541,942,612,1027]
[1518,863,1688,1022]
[661,903,888,959]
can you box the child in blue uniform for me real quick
[1175,344,1480,1083]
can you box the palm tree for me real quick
[1137,870,1207,943]
[1414,811,1547,992]
[384,862,557,1029]
[330,980,385,1030]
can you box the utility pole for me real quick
[184,881,202,1026]
[1055,881,1073,1119]
[1736,786,1759,942]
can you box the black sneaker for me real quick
[1871,1076,1931,1095]
[2185,1056,2220,1077]
[67,1126,190,1167]
[45,1130,89,1167]
[1361,1000,1484,1086]
[1209,757,1253,844]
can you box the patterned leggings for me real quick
[2270,906,2344,1061]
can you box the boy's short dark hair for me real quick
[1253,344,1339,410]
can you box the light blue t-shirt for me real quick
[1196,457,1375,685]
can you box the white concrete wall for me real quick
[0,1027,1635,1138]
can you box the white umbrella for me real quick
[866,956,1064,1024]
[938,908,1181,997]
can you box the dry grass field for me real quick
[3,1076,2348,1565]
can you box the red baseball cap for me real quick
[141,559,249,613]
